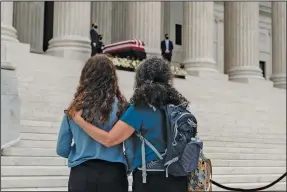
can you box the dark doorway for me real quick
[175,24,182,46]
[259,61,266,79]
[43,1,54,52]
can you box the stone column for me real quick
[1,42,21,149]
[91,2,112,45]
[224,2,263,81]
[182,2,218,75]
[1,2,21,149]
[111,2,128,43]
[46,2,91,60]
[270,2,286,89]
[1,2,18,42]
[161,2,171,40]
[13,2,45,53]
[125,2,162,56]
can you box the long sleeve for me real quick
[90,29,99,45]
[56,114,73,158]
[90,29,94,42]
[170,41,174,51]
[161,41,165,53]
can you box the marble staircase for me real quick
[1,52,286,191]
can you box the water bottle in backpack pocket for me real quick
[180,138,203,173]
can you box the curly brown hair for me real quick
[65,54,127,124]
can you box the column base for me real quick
[145,47,161,57]
[46,36,91,61]
[228,66,264,81]
[183,58,218,72]
[1,24,19,42]
[182,58,228,81]
[270,74,286,89]
[227,66,274,88]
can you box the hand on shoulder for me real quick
[71,109,84,126]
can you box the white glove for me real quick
[93,43,96,47]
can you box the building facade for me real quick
[1,2,287,191]
[1,1,286,89]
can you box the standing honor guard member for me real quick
[161,33,174,62]
[98,34,104,54]
[90,23,100,56]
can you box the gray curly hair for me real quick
[129,57,189,107]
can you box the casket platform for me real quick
[103,40,146,60]
[103,40,187,78]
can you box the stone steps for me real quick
[204,140,286,149]
[20,133,58,141]
[16,122,287,141]
[1,174,285,189]
[206,152,285,160]
[204,146,284,154]
[211,159,286,167]
[212,174,286,183]
[14,140,56,148]
[3,145,285,159]
[2,52,285,191]
[2,166,285,177]
[18,130,286,144]
[21,126,59,134]
[1,166,69,176]
[1,176,68,189]
[14,138,286,150]
[2,188,68,191]
[2,156,285,167]
[3,183,286,192]
[1,156,66,166]
[212,182,286,191]
[2,148,57,157]
[20,120,61,128]
[201,135,286,144]
[20,123,286,139]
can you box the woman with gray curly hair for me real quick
[71,57,190,192]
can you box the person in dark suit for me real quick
[90,23,100,56]
[98,34,104,54]
[161,33,174,63]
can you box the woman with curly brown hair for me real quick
[56,54,131,192]
[71,57,190,192]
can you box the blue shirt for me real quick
[120,104,166,170]
[165,40,169,51]
[56,99,129,168]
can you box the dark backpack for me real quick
[135,103,203,183]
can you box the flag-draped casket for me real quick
[103,40,186,78]
[103,40,146,60]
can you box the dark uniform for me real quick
[161,34,174,62]
[90,23,100,56]
[98,34,104,54]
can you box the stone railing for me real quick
[1,42,21,149]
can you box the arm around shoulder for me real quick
[73,105,142,147]
[75,118,135,147]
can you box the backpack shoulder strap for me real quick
[159,105,168,143]
[135,132,164,183]
[136,132,163,160]
[135,105,169,183]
